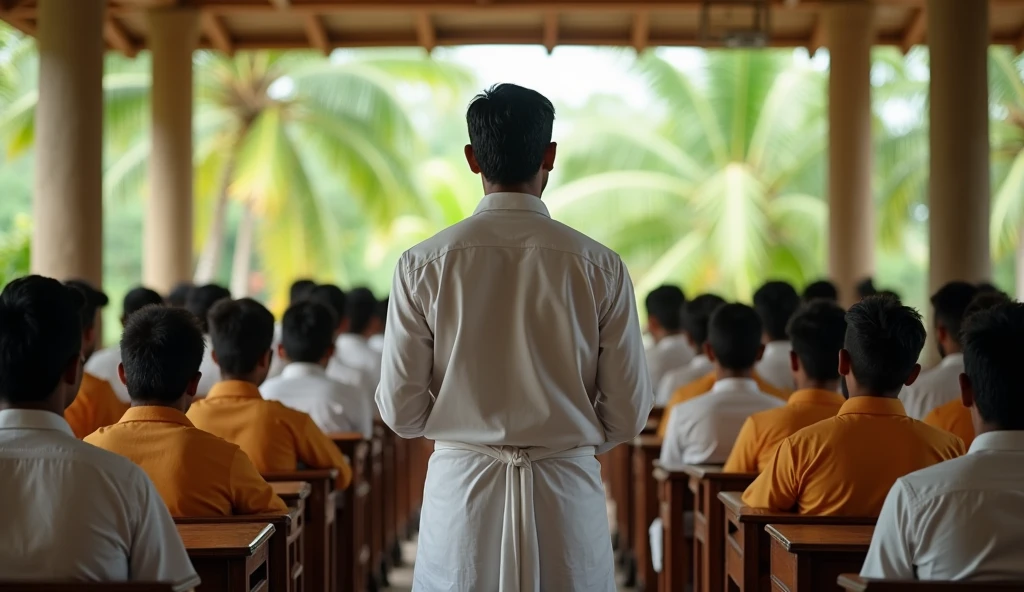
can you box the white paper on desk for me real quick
[649,517,663,573]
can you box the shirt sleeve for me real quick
[860,479,916,579]
[294,413,353,490]
[375,258,435,439]
[741,437,800,512]
[723,417,759,473]
[129,472,201,592]
[230,449,290,515]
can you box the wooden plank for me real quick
[838,575,1024,591]
[416,11,436,52]
[632,434,662,591]
[331,433,371,592]
[304,14,331,56]
[177,522,274,592]
[103,17,137,57]
[264,470,337,592]
[201,12,234,55]
[653,465,692,592]
[902,8,927,53]
[0,586,176,592]
[767,524,873,592]
[631,9,649,54]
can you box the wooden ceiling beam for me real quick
[1017,25,1024,54]
[543,12,558,53]
[104,16,137,57]
[268,0,291,8]
[902,7,927,53]
[631,10,650,54]
[304,14,331,56]
[201,12,234,55]
[807,14,825,56]
[416,12,437,53]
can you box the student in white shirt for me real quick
[0,275,198,590]
[644,285,696,390]
[752,281,800,391]
[862,302,1024,581]
[185,284,231,396]
[900,281,979,420]
[262,300,374,438]
[311,284,378,397]
[801,279,839,303]
[656,294,725,405]
[336,287,384,385]
[85,286,165,403]
[267,279,317,380]
[368,298,388,354]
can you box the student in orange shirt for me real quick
[742,295,965,516]
[187,298,352,490]
[63,281,127,438]
[86,306,287,517]
[724,300,847,473]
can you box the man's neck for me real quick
[483,183,542,198]
[221,373,261,386]
[795,379,840,392]
[715,367,755,381]
[130,400,188,414]
[0,400,64,415]
[847,389,900,399]
[941,342,963,357]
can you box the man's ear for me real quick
[542,142,557,171]
[277,343,287,361]
[904,363,923,387]
[117,363,128,387]
[789,350,800,373]
[212,350,219,365]
[704,342,716,363]
[83,325,97,348]
[465,145,481,174]
[936,324,949,345]
[959,372,975,409]
[755,344,765,362]
[260,349,273,369]
[838,348,852,377]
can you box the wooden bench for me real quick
[767,524,874,592]
[608,441,634,583]
[368,428,385,588]
[177,522,274,592]
[0,586,177,591]
[271,481,311,515]
[263,470,338,592]
[652,464,692,592]
[719,492,876,592]
[644,406,664,435]
[632,434,663,592]
[331,432,371,592]
[838,575,1024,591]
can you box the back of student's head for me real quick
[788,300,847,382]
[645,285,686,332]
[208,298,275,377]
[961,302,1024,430]
[309,284,347,330]
[856,277,877,300]
[289,279,317,305]
[64,279,108,332]
[375,297,389,332]
[120,306,205,403]
[282,301,336,363]
[347,287,378,335]
[802,280,839,303]
[844,295,926,393]
[930,281,980,345]
[185,284,231,333]
[467,83,555,185]
[0,276,84,404]
[963,291,1011,323]
[753,281,800,341]
[976,281,1000,295]
[684,294,727,349]
[167,282,194,308]
[707,303,763,371]
[123,287,164,320]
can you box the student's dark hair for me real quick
[466,83,555,185]
[123,287,164,319]
[0,276,84,403]
[309,284,347,330]
[976,281,1001,295]
[753,281,800,341]
[120,306,205,403]
[167,282,194,308]
[788,300,847,382]
[963,291,1012,324]
[282,301,336,363]
[185,284,231,333]
[707,303,763,371]
[961,302,1024,430]
[375,297,389,330]
[802,280,839,303]
[347,287,378,335]
[64,279,109,330]
[930,281,980,345]
[208,298,275,376]
[844,295,926,393]
[289,279,317,305]
[645,285,686,332]
[856,278,877,299]
[684,294,727,349]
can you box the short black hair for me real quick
[347,287,378,334]
[290,279,317,305]
[684,294,727,349]
[963,291,1012,323]
[167,282,193,308]
[931,281,980,345]
[64,280,109,331]
[802,280,839,303]
[856,278,877,299]
[309,284,347,330]
[123,287,164,319]
[120,306,205,403]
[645,285,686,332]
[185,284,231,333]
[466,83,555,185]
[208,298,275,376]
[0,276,84,404]
[281,302,336,363]
[976,281,1001,295]
[753,281,801,341]
[962,302,1024,430]
[788,300,847,382]
[375,297,389,330]
[844,295,926,393]
[707,303,763,371]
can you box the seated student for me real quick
[0,276,198,588]
[63,280,128,438]
[85,286,164,403]
[900,281,979,420]
[742,295,965,515]
[802,280,839,303]
[659,303,785,467]
[368,297,388,353]
[262,301,374,438]
[167,282,193,308]
[86,306,288,517]
[862,302,1024,581]
[267,279,317,380]
[724,300,847,473]
[187,298,353,490]
[753,281,801,391]
[336,287,384,385]
[185,284,231,396]
[644,285,695,389]
[311,284,374,395]
[655,294,725,406]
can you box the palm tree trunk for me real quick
[230,201,255,297]
[194,128,249,284]
[1016,224,1024,299]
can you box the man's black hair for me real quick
[684,294,726,349]
[466,83,555,185]
[788,300,847,382]
[375,297,389,331]
[120,306,205,403]
[963,291,1011,324]
[123,287,164,319]
[961,302,1024,430]
[64,279,109,331]
[347,287,378,335]
[289,279,317,305]
[0,276,84,404]
[707,303,763,371]
[167,282,194,308]
[844,295,927,393]
[309,284,347,330]
[753,281,801,341]
[185,284,231,333]
[802,280,839,303]
[208,298,275,377]
[976,281,1001,295]
[281,302,336,364]
[645,285,686,332]
[856,278,877,299]
[931,281,980,346]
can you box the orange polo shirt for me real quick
[657,371,791,438]
[85,406,288,517]
[924,399,975,448]
[65,372,128,439]
[187,380,352,490]
[723,389,846,474]
[741,396,965,516]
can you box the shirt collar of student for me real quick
[206,380,263,400]
[710,377,760,394]
[119,406,194,427]
[836,396,907,417]
[473,192,551,218]
[281,362,327,379]
[969,430,1024,455]
[0,408,75,437]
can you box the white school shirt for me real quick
[900,353,964,420]
[85,345,130,403]
[659,378,785,467]
[0,409,199,590]
[656,354,714,406]
[368,334,385,353]
[262,362,374,439]
[266,322,286,380]
[645,334,696,393]
[335,333,382,386]
[861,431,1024,581]
[755,340,795,391]
[196,336,221,397]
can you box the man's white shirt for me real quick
[656,354,714,406]
[659,378,784,467]
[85,346,130,403]
[645,334,696,393]
[755,340,794,391]
[262,362,374,438]
[861,431,1024,581]
[900,353,964,420]
[197,336,221,397]
[0,409,199,589]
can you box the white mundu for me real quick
[899,352,964,420]
[376,192,653,592]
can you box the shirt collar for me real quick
[473,192,551,218]
[969,431,1024,454]
[658,334,690,350]
[206,380,264,401]
[119,406,194,428]
[281,362,327,379]
[938,352,965,369]
[787,389,846,407]
[837,396,907,417]
[763,341,791,356]
[0,409,75,437]
[711,377,760,395]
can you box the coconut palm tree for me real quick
[986,49,1024,295]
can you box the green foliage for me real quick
[0,213,30,287]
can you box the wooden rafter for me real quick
[268,0,291,8]
[902,7,927,53]
[104,17,137,57]
[416,12,436,53]
[304,14,331,56]
[808,14,825,56]
[201,12,234,55]
[1017,25,1024,53]
[631,10,650,54]
[543,12,558,54]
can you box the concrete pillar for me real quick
[928,0,991,290]
[144,9,199,294]
[826,1,875,308]
[32,0,105,284]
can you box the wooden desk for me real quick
[719,492,876,592]
[838,574,1024,591]
[0,586,176,591]
[609,442,634,580]
[369,428,385,588]
[271,481,311,513]
[632,435,662,592]
[177,522,274,592]
[644,406,665,435]
[767,524,874,592]
[331,432,371,592]
[653,464,692,592]
[264,470,338,592]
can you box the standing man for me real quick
[376,83,653,592]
